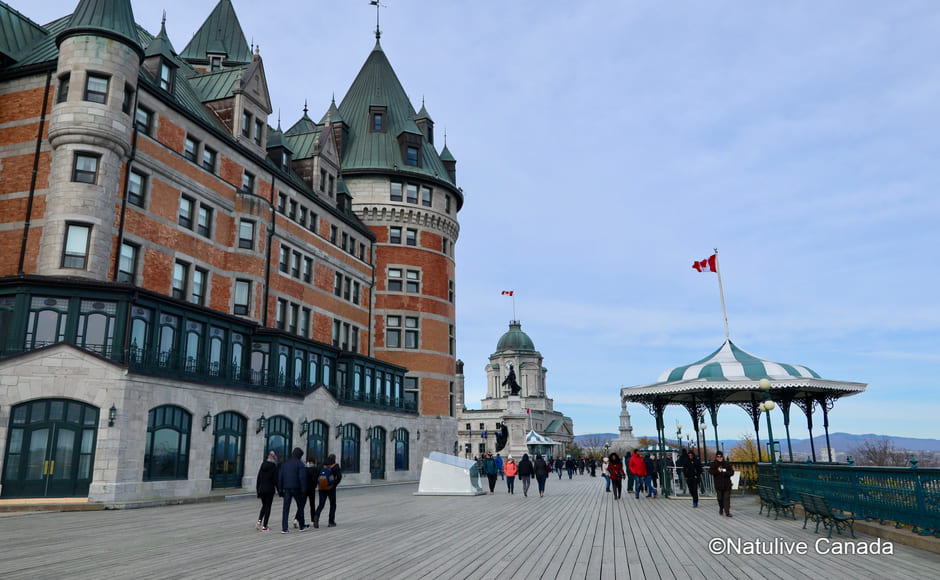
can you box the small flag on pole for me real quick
[692,254,717,273]
[501,290,514,296]
[526,408,530,414]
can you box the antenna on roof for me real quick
[370,1,386,40]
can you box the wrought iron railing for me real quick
[760,461,940,536]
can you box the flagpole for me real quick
[512,294,517,321]
[714,247,730,339]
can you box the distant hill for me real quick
[574,432,940,453]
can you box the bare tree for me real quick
[851,438,908,466]
[729,433,759,462]
[578,435,608,457]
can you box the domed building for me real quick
[455,321,574,460]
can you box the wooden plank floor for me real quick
[0,474,938,579]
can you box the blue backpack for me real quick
[317,465,335,490]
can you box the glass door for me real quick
[210,412,245,489]
[370,427,386,480]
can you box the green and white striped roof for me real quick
[659,340,820,383]
[525,430,558,445]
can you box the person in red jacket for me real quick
[504,456,518,494]
[607,453,625,499]
[628,450,647,499]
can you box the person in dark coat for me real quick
[300,458,319,527]
[483,452,498,494]
[533,454,550,497]
[314,453,342,527]
[709,451,735,517]
[680,449,703,507]
[554,457,564,479]
[565,456,575,479]
[255,450,279,531]
[517,453,534,497]
[278,447,308,533]
[642,454,658,498]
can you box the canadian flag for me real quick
[692,254,717,273]
[501,290,514,296]
[526,408,530,414]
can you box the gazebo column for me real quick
[795,395,817,462]
[701,392,725,457]
[777,391,798,462]
[817,395,837,463]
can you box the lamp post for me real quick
[676,423,683,453]
[759,378,777,466]
[604,438,611,458]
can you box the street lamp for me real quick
[604,438,611,457]
[676,423,683,453]
[699,419,708,462]
[759,378,777,466]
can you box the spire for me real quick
[57,0,142,57]
[144,13,177,61]
[180,0,251,64]
[370,0,383,40]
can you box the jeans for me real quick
[644,475,656,496]
[603,474,610,491]
[487,473,497,492]
[506,476,515,493]
[536,475,547,494]
[520,475,531,495]
[567,467,574,479]
[315,487,337,524]
[611,479,622,499]
[556,468,563,479]
[281,489,306,531]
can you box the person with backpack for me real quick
[314,453,343,528]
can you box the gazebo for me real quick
[525,430,559,459]
[622,340,867,462]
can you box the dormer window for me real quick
[241,112,252,138]
[210,56,222,72]
[406,146,419,167]
[254,120,264,146]
[369,105,387,133]
[158,61,173,92]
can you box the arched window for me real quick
[264,415,292,462]
[307,420,329,465]
[340,423,360,473]
[394,428,410,471]
[144,405,192,481]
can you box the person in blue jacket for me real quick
[278,447,308,533]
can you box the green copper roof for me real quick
[57,0,141,56]
[415,103,432,122]
[188,66,243,102]
[439,144,455,162]
[180,0,251,64]
[337,40,455,185]
[496,321,536,353]
[319,97,344,125]
[286,110,318,136]
[144,20,176,61]
[0,2,47,62]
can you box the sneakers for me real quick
[256,520,261,531]
[261,526,270,531]
[281,530,288,534]
[693,502,698,508]
[292,519,298,529]
[300,525,311,532]
[327,522,336,527]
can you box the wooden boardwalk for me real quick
[1,474,938,579]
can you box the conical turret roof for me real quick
[180,0,251,64]
[57,0,141,56]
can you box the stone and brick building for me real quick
[0,0,462,501]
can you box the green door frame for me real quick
[210,412,246,489]
[370,427,386,480]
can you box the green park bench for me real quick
[798,492,856,538]
[757,485,795,520]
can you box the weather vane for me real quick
[370,1,386,40]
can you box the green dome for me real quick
[496,321,535,352]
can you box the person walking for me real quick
[555,457,564,479]
[504,456,517,494]
[709,451,735,517]
[255,450,279,531]
[642,454,658,498]
[681,449,703,507]
[517,453,534,497]
[534,454,550,497]
[565,456,575,479]
[608,452,625,499]
[278,447,308,533]
[483,452,498,494]
[496,453,504,481]
[314,453,342,527]
[601,456,611,493]
[628,450,647,499]
[296,457,318,529]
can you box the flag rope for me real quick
[714,247,730,339]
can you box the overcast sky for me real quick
[29,1,940,444]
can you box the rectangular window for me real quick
[404,376,419,408]
[178,196,194,229]
[84,73,109,104]
[386,315,401,348]
[242,111,252,137]
[197,205,212,238]
[289,304,299,334]
[389,227,401,244]
[279,245,290,273]
[291,251,301,278]
[390,182,403,202]
[332,319,341,347]
[405,317,419,349]
[329,175,335,197]
[254,119,264,145]
[234,279,250,315]
[276,299,287,330]
[128,170,146,207]
[406,146,419,166]
[352,281,360,305]
[135,106,153,135]
[277,193,287,213]
[300,308,311,338]
[118,242,138,283]
[172,261,189,299]
[388,268,402,292]
[202,147,216,172]
[406,228,417,246]
[406,270,420,293]
[192,267,208,305]
[343,277,351,301]
[308,212,318,233]
[373,112,383,131]
[341,232,348,252]
[158,62,172,91]
[422,186,432,207]
[288,200,297,220]
[334,272,343,297]
[302,257,312,283]
[350,325,359,353]
[320,169,326,192]
[242,171,255,193]
[299,207,307,225]
[449,279,455,303]
[359,243,366,262]
[62,223,91,269]
[406,184,418,204]
[184,136,198,162]
[330,225,338,245]
[210,56,222,71]
[449,325,455,356]
[445,195,452,214]
[57,74,70,104]
[238,220,255,249]
[72,153,99,184]
[442,237,449,255]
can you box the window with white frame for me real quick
[404,316,419,349]
[62,223,91,269]
[72,153,99,184]
[386,315,401,348]
[84,73,109,104]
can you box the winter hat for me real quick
[603,457,609,463]
[508,455,514,461]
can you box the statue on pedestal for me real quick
[502,361,521,396]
